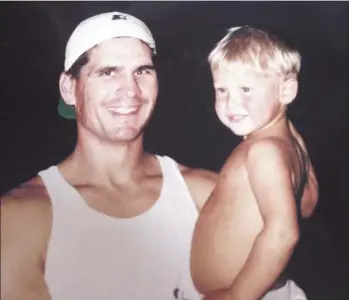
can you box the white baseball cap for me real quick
[64,11,156,71]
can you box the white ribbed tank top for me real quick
[38,155,201,300]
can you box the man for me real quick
[1,11,216,300]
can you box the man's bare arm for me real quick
[1,190,52,300]
[180,165,218,211]
[224,140,299,300]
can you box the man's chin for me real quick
[110,127,142,142]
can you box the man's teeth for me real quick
[107,107,138,114]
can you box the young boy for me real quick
[190,26,319,300]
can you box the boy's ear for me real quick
[279,78,298,105]
[59,73,77,106]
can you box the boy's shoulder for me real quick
[245,136,289,155]
[222,137,290,174]
[234,136,288,157]
[245,137,293,168]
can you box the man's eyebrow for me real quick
[136,64,156,71]
[88,64,156,76]
[89,66,120,75]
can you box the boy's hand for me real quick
[203,289,232,300]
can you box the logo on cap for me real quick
[112,14,127,20]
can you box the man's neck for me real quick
[61,132,151,187]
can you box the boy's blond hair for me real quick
[208,26,301,79]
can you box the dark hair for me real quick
[65,50,90,78]
[65,40,157,78]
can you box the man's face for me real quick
[212,62,283,137]
[72,37,158,142]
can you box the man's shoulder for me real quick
[164,155,218,186]
[1,176,51,215]
[179,164,217,185]
[1,177,52,283]
[175,160,218,211]
[158,155,217,183]
[1,176,52,242]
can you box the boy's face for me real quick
[211,62,285,137]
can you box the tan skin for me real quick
[0,37,217,300]
[191,118,318,300]
[191,65,319,300]
[1,39,316,300]
[1,159,216,300]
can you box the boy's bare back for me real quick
[191,128,316,295]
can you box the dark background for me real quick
[1,2,348,299]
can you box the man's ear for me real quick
[59,73,76,106]
[279,78,298,105]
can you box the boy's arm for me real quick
[224,140,299,300]
[1,194,52,300]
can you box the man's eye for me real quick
[101,70,114,76]
[136,69,151,75]
[99,68,116,76]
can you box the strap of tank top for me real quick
[294,141,310,227]
[160,156,196,205]
[38,166,76,206]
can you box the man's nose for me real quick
[120,74,141,98]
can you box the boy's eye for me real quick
[241,86,251,93]
[216,88,227,94]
